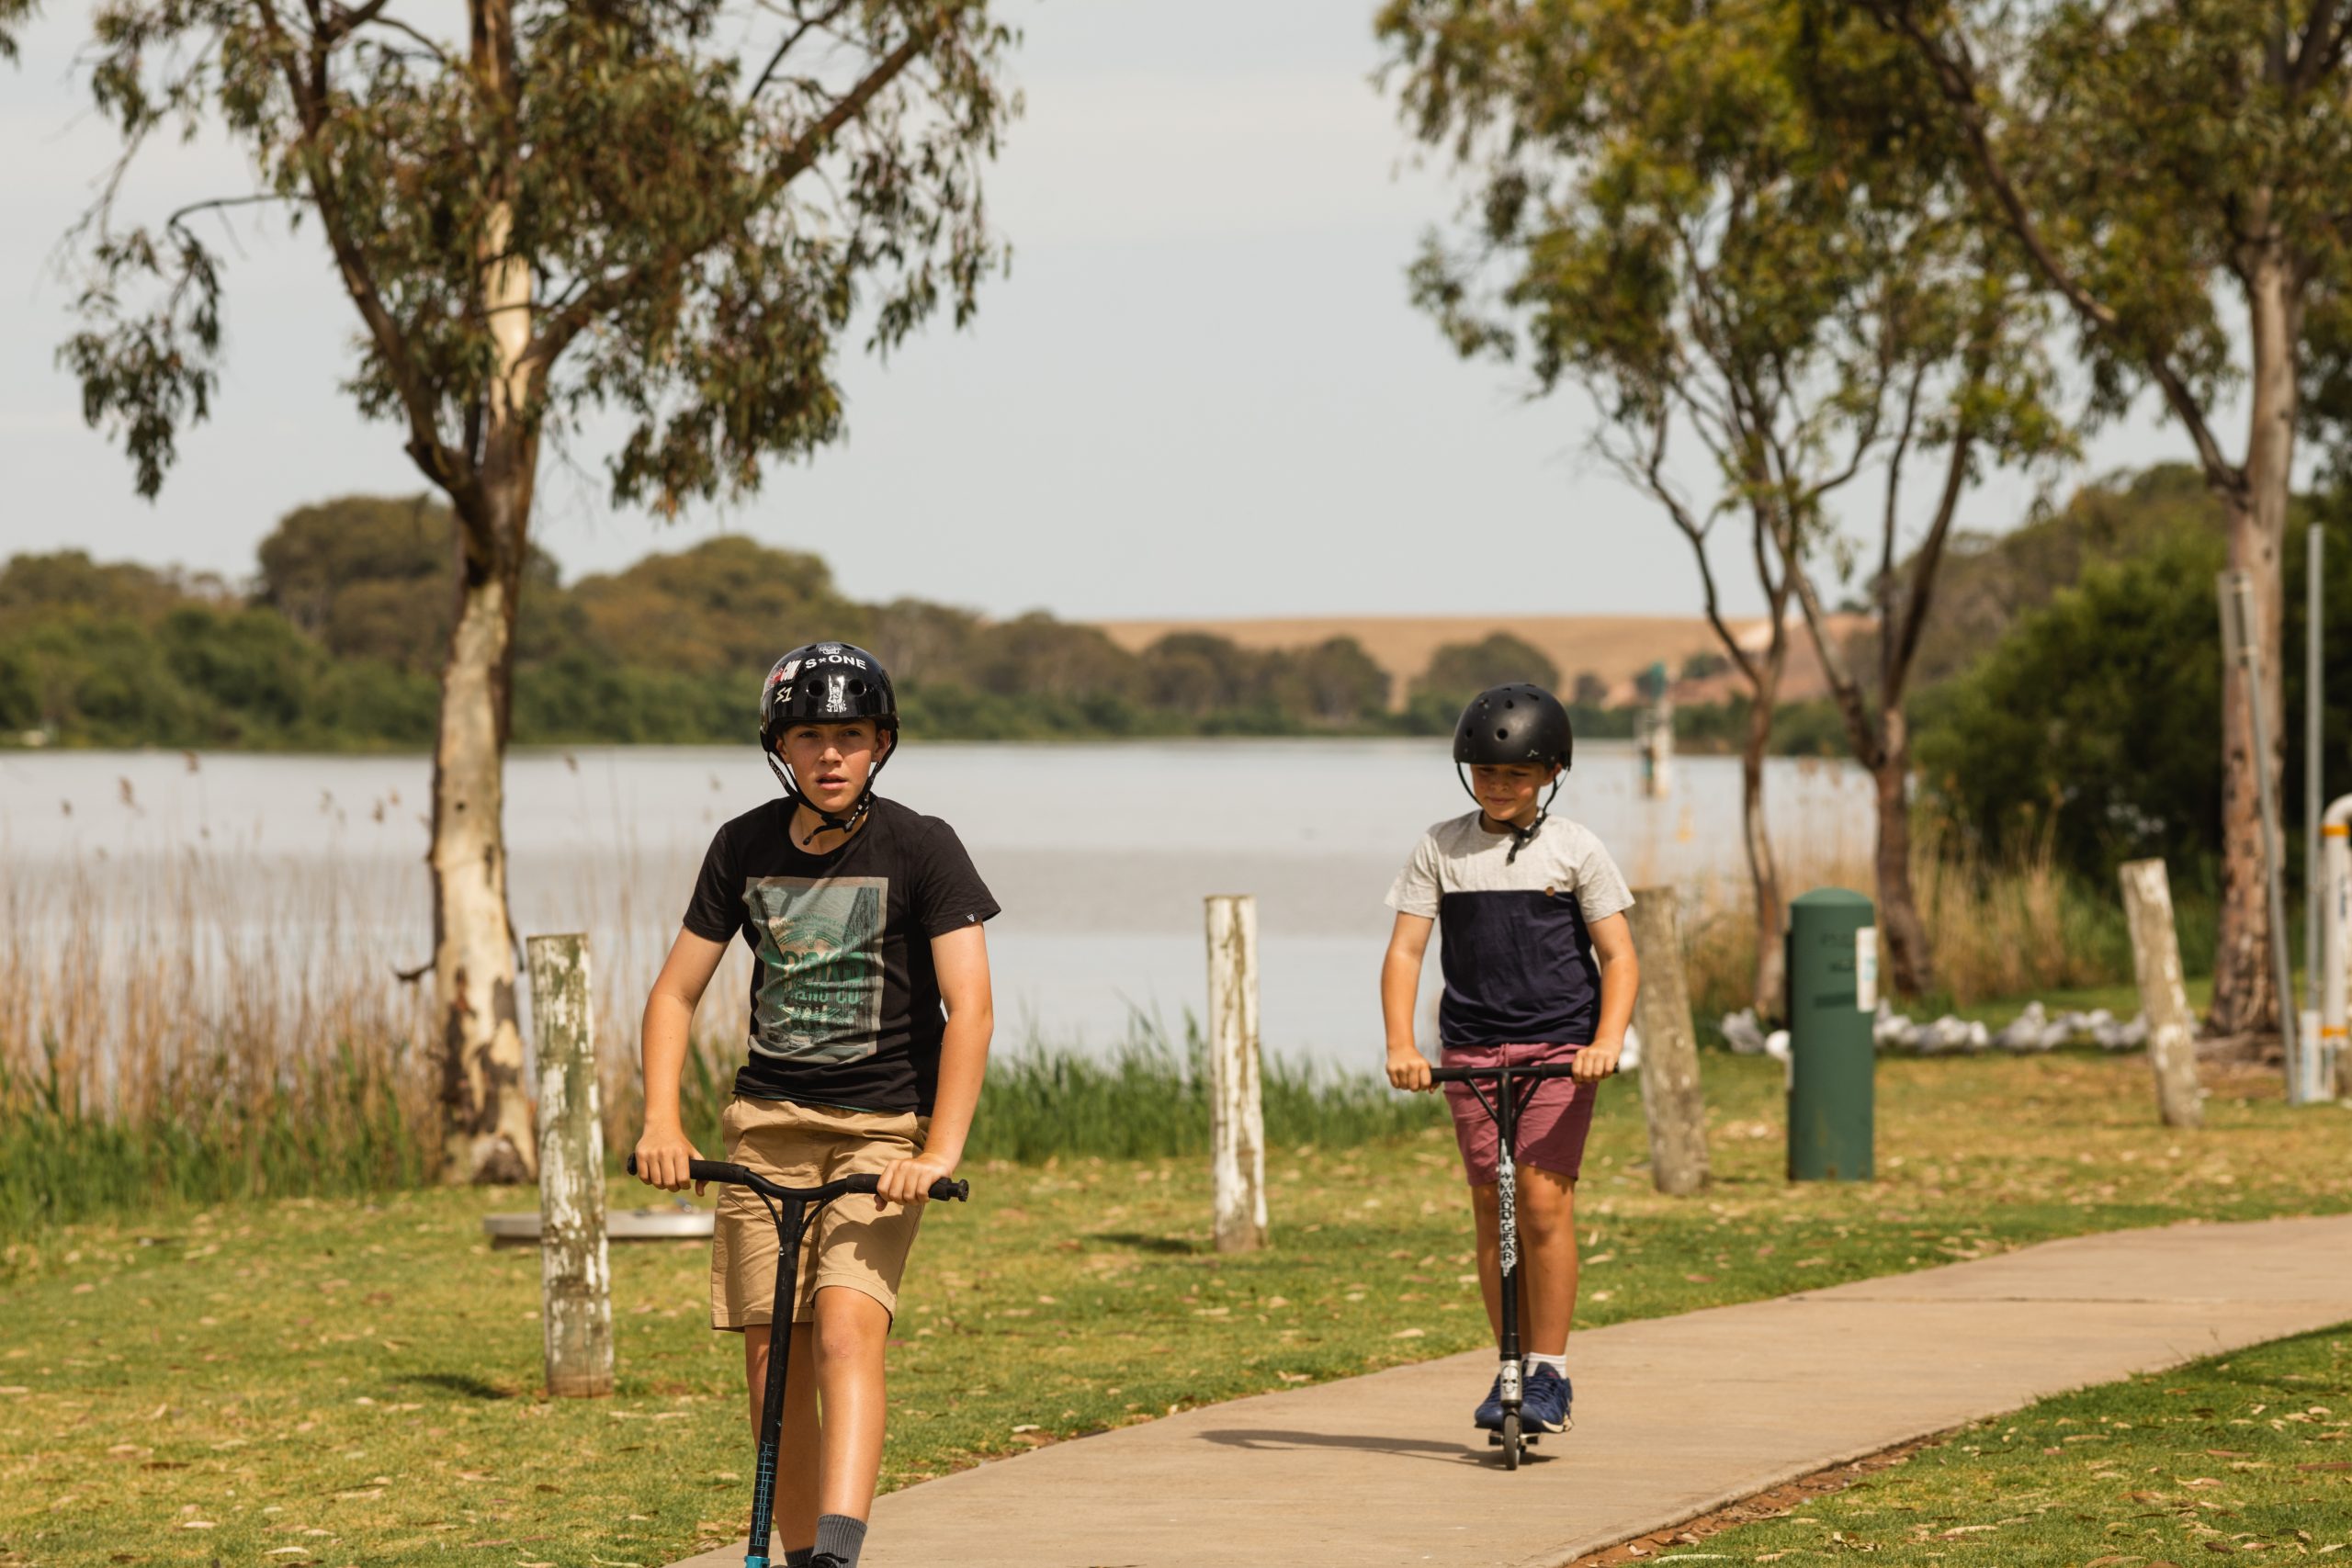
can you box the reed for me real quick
[1670,816,2168,1024]
[0,820,2199,1239]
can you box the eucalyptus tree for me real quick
[57,0,1017,1181]
[1854,0,2352,1034]
[1380,0,2060,1000]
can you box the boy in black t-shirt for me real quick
[635,641,997,1568]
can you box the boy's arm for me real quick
[635,927,729,1192]
[1573,909,1641,1083]
[1382,911,1437,1091]
[878,922,993,1206]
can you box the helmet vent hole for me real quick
[1495,728,1510,740]
[848,680,867,696]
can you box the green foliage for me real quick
[0,509,1419,745]
[1414,631,1559,704]
[61,0,1020,515]
[0,1043,429,1237]
[1915,488,2352,889]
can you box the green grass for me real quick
[2,1019,1442,1242]
[4,1051,2349,1567]
[1681,1326,2352,1564]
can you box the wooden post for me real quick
[1205,895,1268,1253]
[2118,861,2205,1130]
[1628,887,1710,1195]
[527,932,615,1397]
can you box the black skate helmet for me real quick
[759,641,899,845]
[1452,682,1573,863]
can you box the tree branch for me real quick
[535,21,933,366]
[1859,0,2241,491]
[1885,422,1974,709]
[749,0,856,102]
[1618,403,1766,694]
[258,0,469,498]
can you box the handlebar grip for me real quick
[624,1154,756,1184]
[929,1178,970,1201]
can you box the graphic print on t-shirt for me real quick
[743,874,887,1064]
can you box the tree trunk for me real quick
[434,0,540,1183]
[432,551,534,1183]
[2209,247,2298,1037]
[1871,708,1934,997]
[1740,666,1788,1014]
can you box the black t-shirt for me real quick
[683,796,1000,1114]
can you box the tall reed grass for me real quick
[2,818,2182,1239]
[1672,814,2180,1026]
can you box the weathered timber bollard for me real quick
[1204,895,1268,1254]
[526,932,615,1397]
[2118,861,2205,1130]
[1628,887,1709,1195]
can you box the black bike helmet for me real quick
[1452,682,1573,863]
[758,641,899,845]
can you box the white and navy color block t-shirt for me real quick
[1385,813,1635,1048]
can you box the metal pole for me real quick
[2220,570,2305,1100]
[2306,526,2324,1027]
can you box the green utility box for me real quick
[1786,887,1877,1181]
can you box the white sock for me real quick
[1524,1352,1567,1377]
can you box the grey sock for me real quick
[813,1515,868,1568]
[784,1551,814,1568]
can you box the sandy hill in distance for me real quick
[1093,614,1857,710]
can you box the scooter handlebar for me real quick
[624,1154,967,1203]
[1424,1061,1588,1085]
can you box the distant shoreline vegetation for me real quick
[0,494,1844,755]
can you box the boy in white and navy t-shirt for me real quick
[1380,682,1640,1438]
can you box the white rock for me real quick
[1995,1000,2051,1052]
[1763,1029,1792,1065]
[1720,1008,1768,1055]
[1620,1024,1644,1071]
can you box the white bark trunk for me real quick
[435,570,535,1182]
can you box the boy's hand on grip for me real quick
[634,1126,706,1195]
[877,1154,957,1207]
[1386,1047,1434,1092]
[1573,1040,1623,1082]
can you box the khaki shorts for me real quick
[709,1095,930,1331]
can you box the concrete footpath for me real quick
[673,1213,2352,1568]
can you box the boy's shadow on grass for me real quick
[400,1371,521,1401]
[1088,1232,1203,1256]
[1197,1428,1527,1468]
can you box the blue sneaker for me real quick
[1473,1370,1507,1431]
[1522,1365,1573,1433]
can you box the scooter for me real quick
[626,1154,968,1568]
[1425,1059,1581,1471]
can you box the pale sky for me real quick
[1,0,2201,620]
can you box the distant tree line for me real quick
[0,497,1667,748]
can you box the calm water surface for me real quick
[4,739,1871,1064]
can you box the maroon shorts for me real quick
[1440,1042,1598,1187]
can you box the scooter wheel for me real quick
[1500,1412,1521,1471]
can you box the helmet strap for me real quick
[1457,762,1564,866]
[768,728,898,850]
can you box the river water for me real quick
[4,739,1871,1066]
